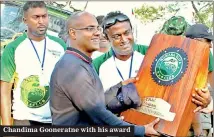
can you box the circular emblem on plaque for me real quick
[151,47,188,86]
[20,75,49,108]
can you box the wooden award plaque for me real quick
[121,34,210,136]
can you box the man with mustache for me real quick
[93,11,211,119]
[1,1,66,126]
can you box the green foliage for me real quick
[134,2,213,28]
[134,5,166,24]
[193,2,213,28]
[167,3,180,13]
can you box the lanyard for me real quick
[29,38,47,71]
[113,51,134,81]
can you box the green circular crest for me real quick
[151,47,188,86]
[20,75,49,108]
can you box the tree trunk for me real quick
[83,1,89,11]
[191,1,205,24]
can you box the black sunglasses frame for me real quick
[103,15,130,30]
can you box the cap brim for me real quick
[204,35,213,41]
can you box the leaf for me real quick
[134,4,166,24]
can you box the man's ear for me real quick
[23,17,27,24]
[68,28,76,40]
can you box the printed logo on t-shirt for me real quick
[48,49,62,58]
[20,75,49,108]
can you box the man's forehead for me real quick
[72,12,98,27]
[107,22,131,34]
[77,12,96,22]
[26,7,47,16]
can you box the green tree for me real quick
[191,1,213,27]
[134,5,166,24]
[134,1,213,28]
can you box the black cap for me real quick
[185,24,213,41]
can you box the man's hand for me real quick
[144,118,160,136]
[122,77,139,86]
[192,87,211,112]
[118,116,124,120]
[199,97,213,113]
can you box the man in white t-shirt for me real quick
[93,11,211,116]
[0,1,66,126]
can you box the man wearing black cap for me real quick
[185,23,214,136]
[185,24,213,91]
[185,23,213,41]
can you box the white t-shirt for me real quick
[92,51,104,59]
[1,33,66,123]
[99,51,145,91]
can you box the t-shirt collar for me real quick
[66,47,92,63]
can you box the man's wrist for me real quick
[2,119,13,125]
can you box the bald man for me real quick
[49,11,160,137]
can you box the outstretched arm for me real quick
[1,81,13,125]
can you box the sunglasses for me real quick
[103,15,130,30]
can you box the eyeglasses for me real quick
[71,26,103,33]
[103,15,130,30]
